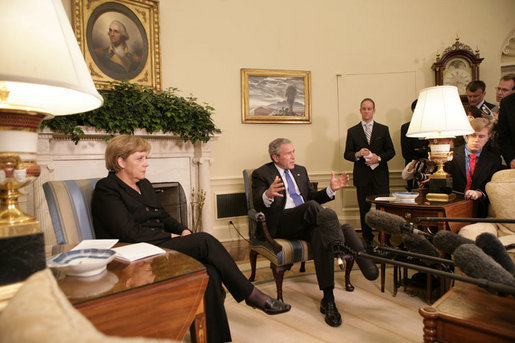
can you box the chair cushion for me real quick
[252,238,312,266]
[43,179,99,245]
[485,169,515,236]
[0,269,173,343]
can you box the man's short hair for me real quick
[110,20,129,41]
[105,135,151,172]
[360,98,375,108]
[469,117,494,134]
[466,80,486,92]
[500,73,515,90]
[268,138,292,160]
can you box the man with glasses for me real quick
[493,73,515,113]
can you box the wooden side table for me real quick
[366,194,477,302]
[53,248,209,343]
[419,282,515,343]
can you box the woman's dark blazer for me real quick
[92,172,188,245]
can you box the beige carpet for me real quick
[223,262,426,343]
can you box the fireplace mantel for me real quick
[27,128,215,245]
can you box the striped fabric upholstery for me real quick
[243,169,312,266]
[43,179,99,245]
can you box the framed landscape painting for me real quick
[241,69,311,124]
[72,0,161,91]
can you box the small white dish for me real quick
[47,249,116,277]
[392,192,419,202]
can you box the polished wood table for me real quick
[367,194,477,302]
[50,247,209,343]
[419,282,515,343]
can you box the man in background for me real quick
[344,98,395,248]
[466,80,496,118]
[498,93,515,169]
[493,73,515,113]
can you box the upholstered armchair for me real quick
[458,169,515,257]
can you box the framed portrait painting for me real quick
[241,69,311,124]
[72,0,161,91]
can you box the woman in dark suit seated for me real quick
[92,135,290,343]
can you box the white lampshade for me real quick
[0,0,103,115]
[407,86,473,139]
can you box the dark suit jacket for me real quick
[251,163,332,237]
[343,121,395,187]
[444,145,501,217]
[92,172,188,245]
[400,121,429,164]
[498,93,515,165]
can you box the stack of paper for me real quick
[112,243,166,263]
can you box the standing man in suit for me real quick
[252,138,350,327]
[498,93,515,169]
[344,98,395,247]
[445,118,502,217]
[466,80,496,118]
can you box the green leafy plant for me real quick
[41,81,221,144]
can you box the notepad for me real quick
[72,239,118,251]
[112,242,166,263]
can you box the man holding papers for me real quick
[92,135,290,343]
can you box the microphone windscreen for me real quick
[433,231,473,255]
[454,244,515,286]
[364,209,404,235]
[317,208,344,249]
[476,233,515,274]
[402,234,439,266]
[341,224,379,281]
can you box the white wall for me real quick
[62,0,515,239]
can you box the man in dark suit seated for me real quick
[498,93,515,169]
[252,138,350,327]
[445,117,502,217]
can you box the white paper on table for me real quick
[112,242,166,263]
[72,239,119,250]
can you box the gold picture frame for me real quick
[72,0,161,91]
[241,69,311,124]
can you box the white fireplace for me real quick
[25,128,214,246]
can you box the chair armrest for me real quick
[248,210,282,254]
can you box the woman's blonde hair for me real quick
[105,135,151,172]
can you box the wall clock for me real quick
[432,38,483,95]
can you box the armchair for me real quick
[243,169,354,301]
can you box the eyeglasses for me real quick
[495,87,513,93]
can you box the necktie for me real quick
[365,123,372,144]
[284,169,304,207]
[466,154,477,190]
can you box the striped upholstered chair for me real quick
[43,179,99,245]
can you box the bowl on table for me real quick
[47,249,116,277]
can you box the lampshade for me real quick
[0,0,103,115]
[407,86,473,139]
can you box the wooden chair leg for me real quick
[344,256,355,292]
[249,250,258,282]
[271,263,292,302]
[393,266,398,297]
[299,261,306,272]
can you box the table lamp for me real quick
[0,0,103,284]
[407,86,473,202]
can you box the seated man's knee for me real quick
[305,200,323,212]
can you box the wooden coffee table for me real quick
[51,247,209,342]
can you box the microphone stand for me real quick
[340,245,515,296]
[372,245,455,266]
[414,217,515,224]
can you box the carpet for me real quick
[223,262,426,343]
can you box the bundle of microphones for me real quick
[315,207,515,296]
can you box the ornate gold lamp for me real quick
[0,0,103,284]
[407,86,473,202]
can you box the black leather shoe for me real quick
[320,299,342,327]
[245,293,291,315]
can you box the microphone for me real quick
[433,230,473,255]
[476,233,515,274]
[454,244,515,287]
[341,224,379,281]
[402,234,440,266]
[317,208,346,270]
[365,210,432,237]
[248,209,265,222]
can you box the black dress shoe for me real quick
[245,288,291,315]
[320,299,342,327]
